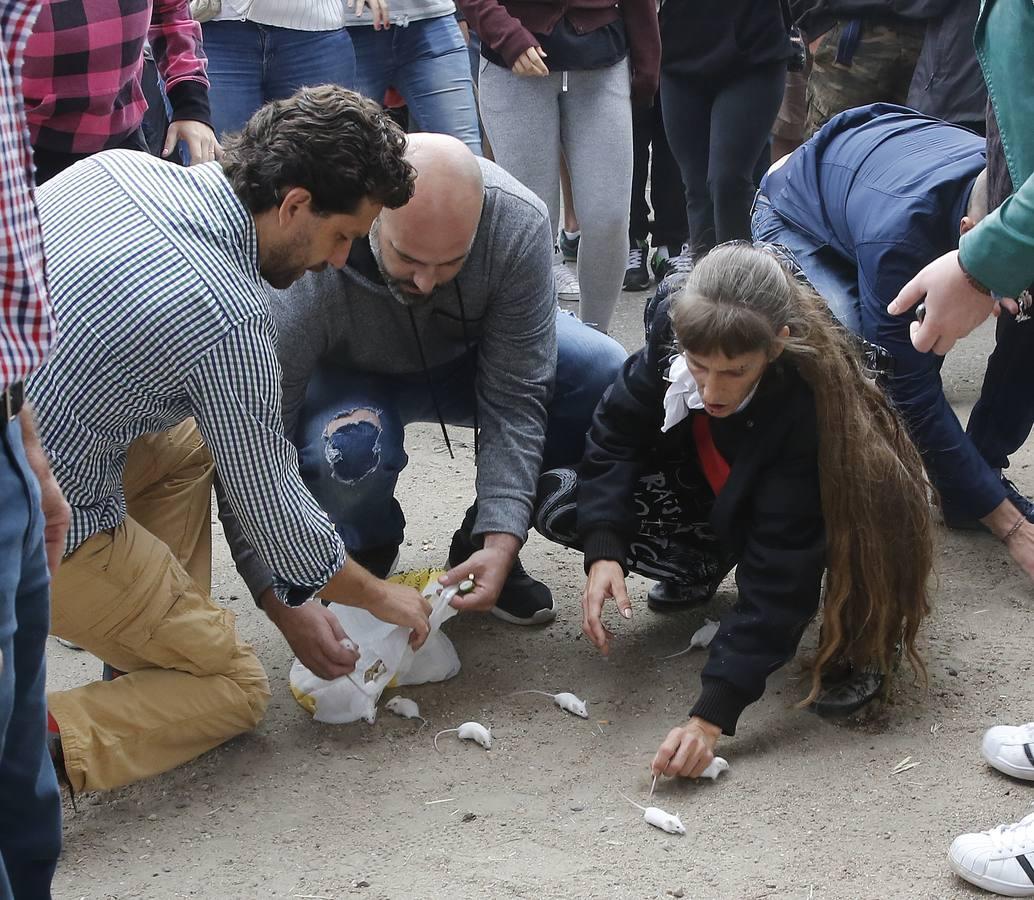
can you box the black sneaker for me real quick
[624,239,651,291]
[1003,475,1034,523]
[491,557,557,626]
[942,475,1034,532]
[811,664,885,717]
[558,229,580,263]
[646,579,719,612]
[448,503,556,626]
[650,243,688,283]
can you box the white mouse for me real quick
[433,721,492,752]
[512,690,589,719]
[619,792,685,835]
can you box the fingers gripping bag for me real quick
[289,569,467,724]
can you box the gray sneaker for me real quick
[554,262,580,301]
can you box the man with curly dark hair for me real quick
[28,85,432,794]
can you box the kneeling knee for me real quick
[323,407,384,484]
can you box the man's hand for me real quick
[512,46,548,77]
[440,533,520,612]
[652,717,722,778]
[581,559,631,656]
[165,120,222,165]
[887,249,998,354]
[320,557,432,648]
[360,580,432,649]
[261,590,359,680]
[19,402,70,576]
[350,0,390,29]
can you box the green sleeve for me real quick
[959,168,1034,298]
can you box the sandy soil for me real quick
[47,294,1034,900]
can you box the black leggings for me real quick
[661,61,786,258]
[534,466,729,588]
[629,95,688,250]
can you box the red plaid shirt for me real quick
[22,0,209,154]
[0,0,52,391]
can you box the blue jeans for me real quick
[0,417,61,899]
[201,21,357,137]
[349,15,482,155]
[295,310,625,552]
[752,193,1033,520]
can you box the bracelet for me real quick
[1003,512,1026,543]
[957,255,993,296]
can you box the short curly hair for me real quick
[221,85,415,215]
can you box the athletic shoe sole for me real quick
[948,850,1034,897]
[983,747,1034,781]
[490,599,557,626]
[624,274,651,292]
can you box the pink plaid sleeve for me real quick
[149,0,208,92]
[0,0,53,389]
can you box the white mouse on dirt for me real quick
[385,696,426,725]
[659,619,721,660]
[433,722,492,752]
[512,690,589,718]
[619,792,686,835]
[699,756,729,780]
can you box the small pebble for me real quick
[669,890,685,899]
[948,667,959,677]
[147,814,157,821]
[462,812,477,823]
[352,878,370,888]
[569,804,585,812]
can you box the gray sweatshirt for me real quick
[221,157,557,602]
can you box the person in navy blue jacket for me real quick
[536,243,932,777]
[753,103,1034,585]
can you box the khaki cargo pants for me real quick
[48,420,270,793]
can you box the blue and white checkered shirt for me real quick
[27,150,345,605]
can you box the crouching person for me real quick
[536,243,933,777]
[29,86,431,794]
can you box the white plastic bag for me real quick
[290,570,462,724]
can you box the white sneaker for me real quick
[553,262,580,301]
[984,724,1034,781]
[949,814,1034,897]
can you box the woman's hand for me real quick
[652,717,722,778]
[581,560,631,655]
[512,45,548,77]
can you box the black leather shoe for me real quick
[449,503,556,626]
[646,579,719,612]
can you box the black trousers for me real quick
[32,128,149,186]
[534,466,726,588]
[661,60,786,258]
[629,95,688,250]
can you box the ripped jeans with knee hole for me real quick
[295,309,629,559]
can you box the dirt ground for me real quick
[47,292,1033,900]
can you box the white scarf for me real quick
[661,353,761,432]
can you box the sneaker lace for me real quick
[984,813,1034,854]
[554,264,580,294]
[666,244,695,276]
[627,247,644,268]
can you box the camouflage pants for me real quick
[806,20,924,136]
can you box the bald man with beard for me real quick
[223,133,628,674]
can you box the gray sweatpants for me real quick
[478,58,633,332]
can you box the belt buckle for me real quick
[3,382,23,421]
